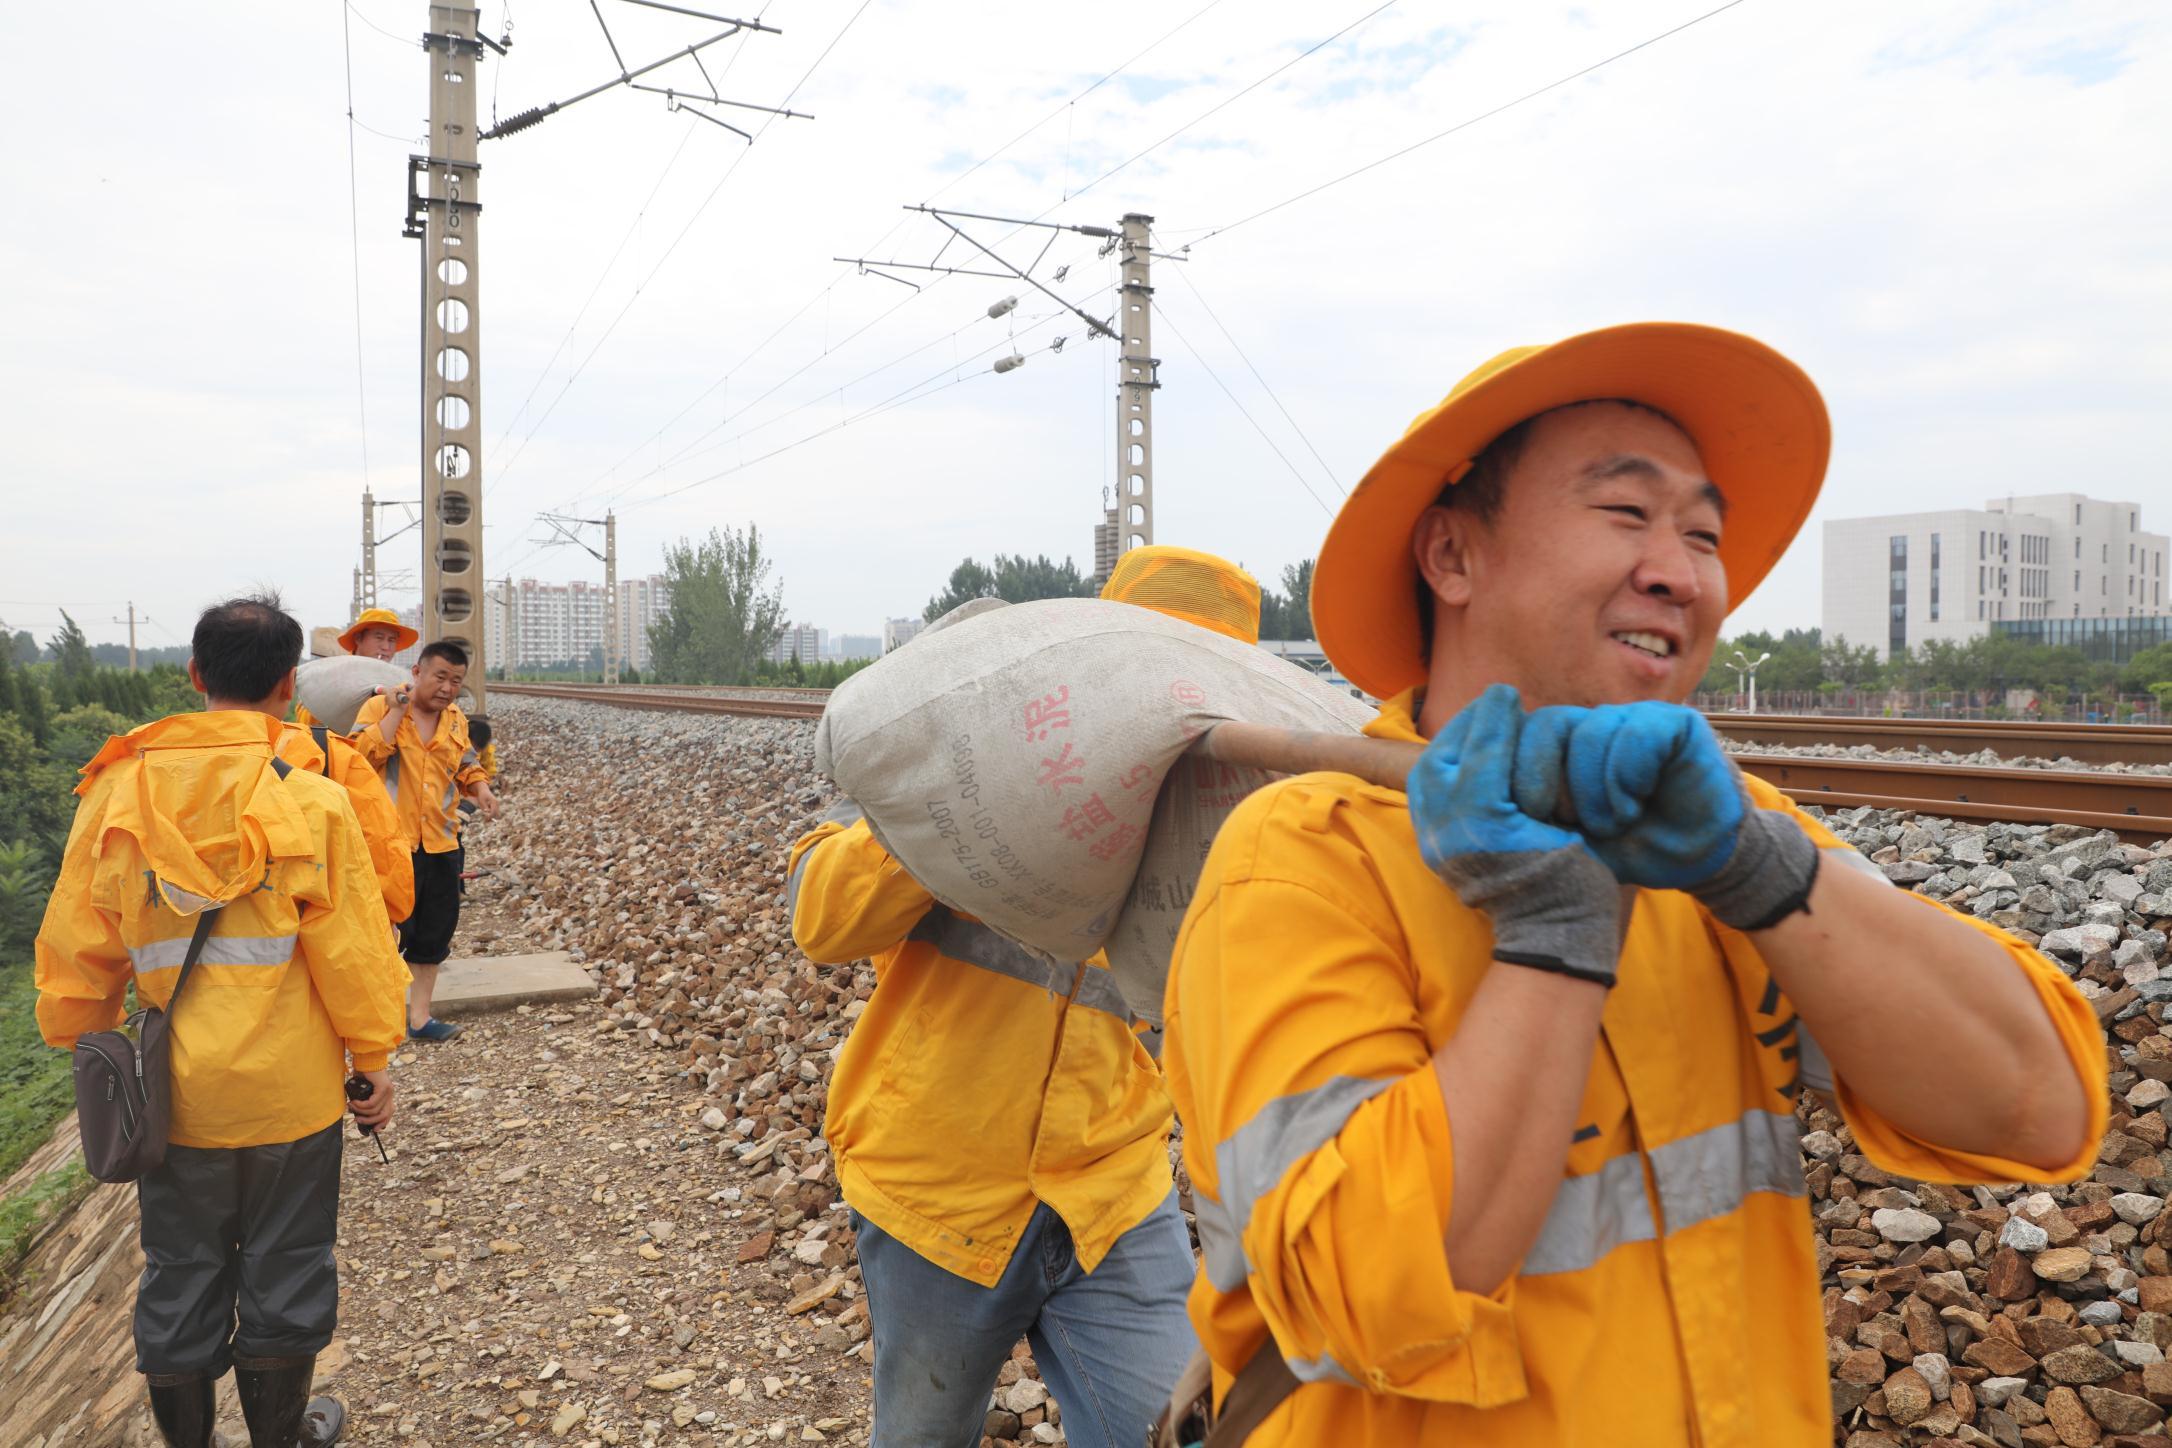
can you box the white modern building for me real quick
[882,616,925,653]
[1823,494,2168,660]
[767,621,826,665]
[484,574,670,672]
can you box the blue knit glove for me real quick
[1409,685,1623,986]
[1512,702,1819,932]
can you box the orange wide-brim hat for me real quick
[338,607,420,655]
[1314,322,1830,701]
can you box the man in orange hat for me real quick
[293,609,418,731]
[1157,325,2104,1446]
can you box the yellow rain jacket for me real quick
[788,811,1176,1287]
[277,721,415,923]
[34,712,411,1149]
[1162,689,2106,1448]
[352,695,488,854]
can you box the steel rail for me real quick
[1735,754,2172,846]
[1710,714,2172,769]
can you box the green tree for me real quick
[2118,643,2172,695]
[1277,560,1315,640]
[0,840,49,962]
[648,524,787,685]
[47,612,94,686]
[1819,635,1881,691]
[923,554,1095,620]
[0,716,74,858]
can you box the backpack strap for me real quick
[271,756,294,780]
[1208,1341,1301,1446]
[310,725,331,775]
[164,904,227,1016]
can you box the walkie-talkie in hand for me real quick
[346,1074,391,1163]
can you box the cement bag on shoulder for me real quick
[814,597,1372,1021]
[294,656,409,734]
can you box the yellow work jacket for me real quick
[1161,689,2107,1448]
[277,721,415,923]
[34,712,411,1149]
[788,811,1176,1288]
[352,695,486,854]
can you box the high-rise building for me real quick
[1823,493,2168,660]
[883,616,925,653]
[767,621,826,665]
[483,575,670,672]
[833,633,882,660]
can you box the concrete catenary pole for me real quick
[359,487,379,610]
[1115,212,1158,556]
[415,3,487,707]
[603,511,619,685]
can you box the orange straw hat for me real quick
[337,607,420,655]
[1100,545,1263,645]
[1314,322,1829,700]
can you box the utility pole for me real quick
[603,511,619,685]
[836,205,1173,588]
[1115,212,1157,556]
[497,576,517,682]
[409,3,488,707]
[111,604,143,672]
[359,487,379,611]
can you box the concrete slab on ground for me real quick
[431,951,595,1015]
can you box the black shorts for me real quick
[134,1123,343,1376]
[397,845,464,966]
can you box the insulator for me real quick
[993,354,1026,374]
[486,103,553,139]
[987,296,1018,319]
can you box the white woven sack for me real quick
[815,598,1372,1021]
[294,656,410,734]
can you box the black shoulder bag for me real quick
[72,904,226,1183]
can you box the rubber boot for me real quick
[232,1354,339,1447]
[145,1372,217,1448]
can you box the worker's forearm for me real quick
[376,704,406,743]
[1758,855,2089,1170]
[1433,964,1607,1295]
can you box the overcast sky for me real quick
[3,0,2166,654]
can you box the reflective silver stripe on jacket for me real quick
[1525,1107,1806,1277]
[783,800,866,916]
[382,752,402,805]
[1522,1150,1659,1276]
[129,933,298,972]
[1203,1075,1399,1292]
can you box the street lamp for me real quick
[1731,649,1771,713]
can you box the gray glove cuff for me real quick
[1694,806,1821,932]
[1438,846,1623,987]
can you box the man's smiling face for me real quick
[1417,400,1730,711]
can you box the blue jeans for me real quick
[854,1191,1198,1448]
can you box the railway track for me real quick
[1708,713,2172,768]
[495,685,2172,841]
[490,682,826,719]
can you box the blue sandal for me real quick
[407,1018,464,1043]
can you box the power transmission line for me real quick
[1187,0,1754,245]
[616,307,1079,513]
[339,1,375,498]
[488,0,870,500]
[1056,0,1398,213]
[551,4,1231,522]
[345,2,419,48]
[1151,297,1334,518]
[1155,238,1343,497]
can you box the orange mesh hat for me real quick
[1314,322,1829,700]
[338,607,420,655]
[1100,545,1262,645]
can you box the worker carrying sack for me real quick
[293,655,410,734]
[814,597,1372,1024]
[71,902,226,1183]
